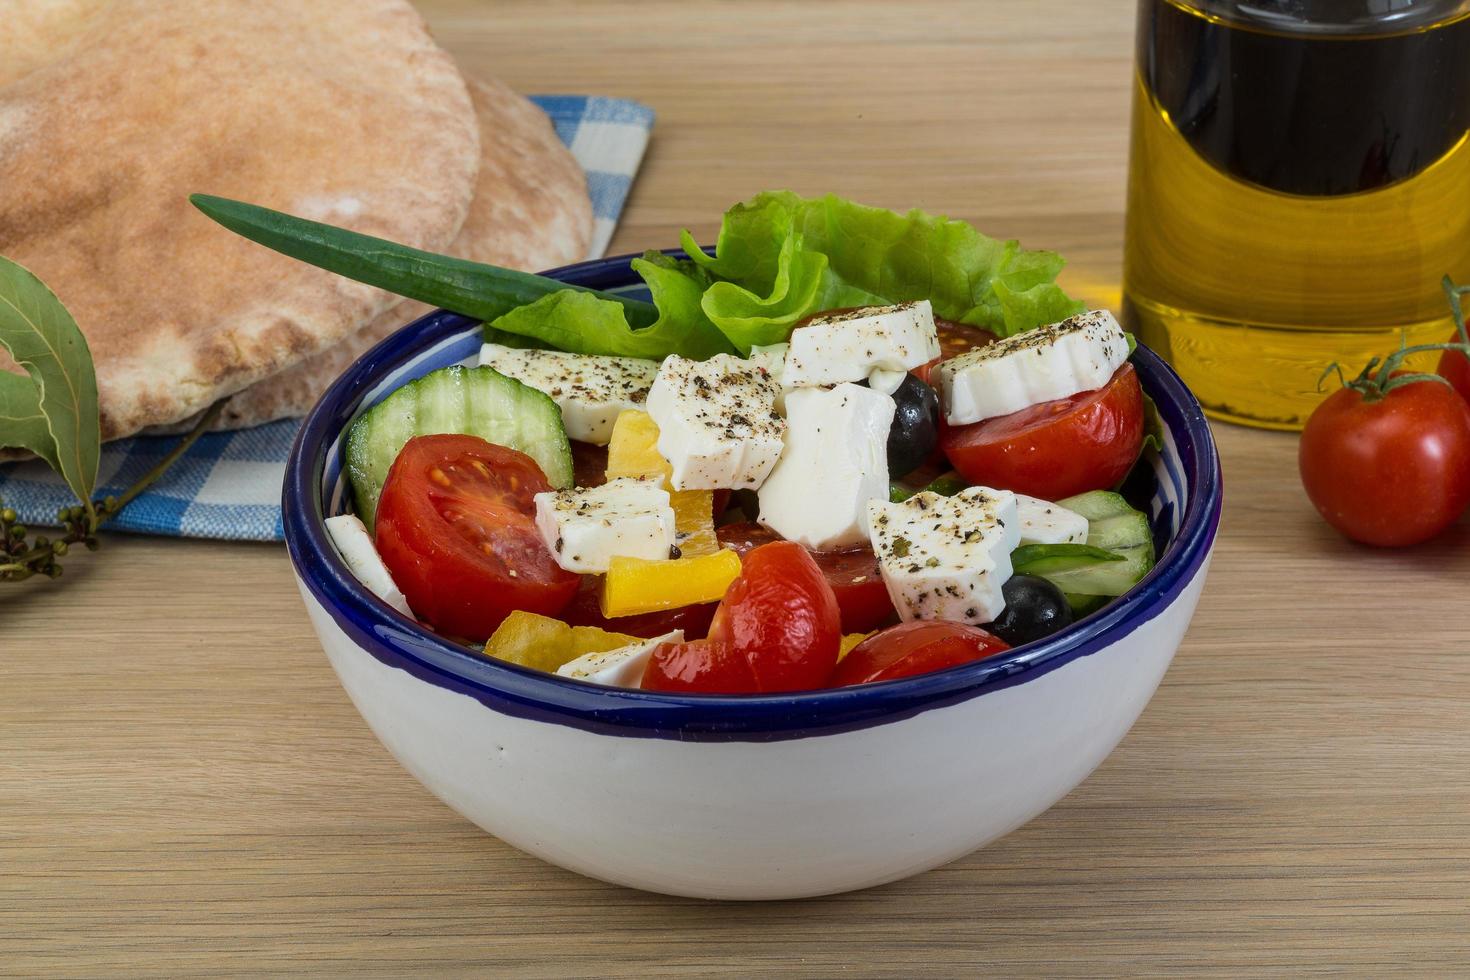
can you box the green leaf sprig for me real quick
[0,255,223,583]
[1319,276,1470,401]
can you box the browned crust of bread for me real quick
[0,0,480,439]
[169,76,593,433]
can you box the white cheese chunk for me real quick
[324,514,412,617]
[866,486,1020,625]
[757,383,895,550]
[478,343,658,444]
[556,630,683,687]
[866,367,908,396]
[1014,493,1089,546]
[644,353,785,490]
[781,301,940,389]
[937,309,1129,426]
[533,477,675,574]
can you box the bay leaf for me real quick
[0,255,100,502]
[0,370,60,469]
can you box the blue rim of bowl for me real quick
[284,250,1223,743]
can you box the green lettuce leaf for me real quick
[487,252,734,361]
[678,191,1084,353]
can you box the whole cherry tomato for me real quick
[718,523,894,633]
[644,541,841,694]
[1300,371,1470,547]
[939,362,1144,500]
[640,639,756,694]
[831,620,1010,686]
[375,435,579,641]
[1437,341,1470,406]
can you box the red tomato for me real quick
[1299,377,1470,547]
[935,317,998,360]
[708,541,842,692]
[1437,340,1470,406]
[642,639,758,693]
[375,435,579,640]
[718,523,895,633]
[561,575,718,639]
[570,440,609,488]
[913,319,996,387]
[646,542,841,694]
[830,620,1010,686]
[939,362,1144,500]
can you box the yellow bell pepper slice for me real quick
[483,610,637,673]
[601,549,743,618]
[606,410,672,481]
[569,624,641,657]
[669,490,718,557]
[838,633,872,662]
[606,409,718,556]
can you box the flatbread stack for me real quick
[0,0,592,441]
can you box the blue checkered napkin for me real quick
[0,95,654,542]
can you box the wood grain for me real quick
[4,1,1469,974]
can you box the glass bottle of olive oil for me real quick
[1123,0,1470,429]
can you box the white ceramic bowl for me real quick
[284,253,1222,900]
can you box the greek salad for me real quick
[312,192,1158,695]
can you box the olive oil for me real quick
[1123,0,1470,429]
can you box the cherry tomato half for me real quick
[645,541,841,694]
[939,362,1144,500]
[830,620,1010,686]
[718,523,895,633]
[1299,377,1470,547]
[935,317,998,360]
[375,434,579,641]
[570,440,610,489]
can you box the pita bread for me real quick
[180,77,593,432]
[0,0,480,440]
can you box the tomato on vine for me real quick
[1300,278,1470,548]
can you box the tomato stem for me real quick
[1445,275,1470,347]
[1323,279,1470,402]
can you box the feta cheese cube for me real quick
[781,301,940,389]
[325,514,412,617]
[1014,493,1089,545]
[556,630,683,687]
[937,309,1129,425]
[865,486,1020,625]
[534,477,676,574]
[479,343,658,444]
[757,383,895,550]
[866,367,908,396]
[644,354,785,490]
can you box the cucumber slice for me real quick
[1016,491,1155,599]
[1064,592,1111,616]
[345,365,573,529]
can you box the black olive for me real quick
[883,373,940,478]
[986,575,1073,646]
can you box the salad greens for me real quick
[677,191,1084,352]
[491,253,734,360]
[191,191,1083,362]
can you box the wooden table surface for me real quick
[6,1,1470,975]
